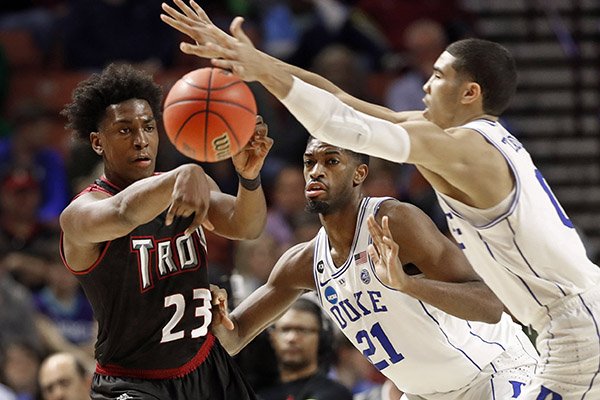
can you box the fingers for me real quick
[230,17,252,45]
[210,285,235,330]
[367,215,385,250]
[201,219,214,231]
[172,0,197,19]
[184,210,209,236]
[367,243,380,264]
[190,0,212,23]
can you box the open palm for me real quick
[367,215,409,291]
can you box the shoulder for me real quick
[269,240,316,291]
[377,198,428,222]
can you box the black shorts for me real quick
[91,342,257,400]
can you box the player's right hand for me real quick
[166,164,213,235]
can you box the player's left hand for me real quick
[232,115,273,179]
[367,215,412,291]
[210,284,234,331]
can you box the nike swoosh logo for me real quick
[318,278,332,287]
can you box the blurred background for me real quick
[0,0,598,399]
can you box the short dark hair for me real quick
[306,136,370,167]
[446,38,517,116]
[61,63,163,140]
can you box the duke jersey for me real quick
[61,177,215,378]
[436,119,600,329]
[313,197,528,395]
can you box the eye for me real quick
[144,124,156,132]
[327,158,340,165]
[119,127,131,134]
[303,159,314,167]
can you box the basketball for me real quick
[163,67,257,162]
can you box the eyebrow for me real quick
[112,116,155,125]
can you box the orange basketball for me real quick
[163,67,257,162]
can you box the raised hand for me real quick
[367,215,411,291]
[161,1,269,82]
[232,115,274,179]
[161,0,231,58]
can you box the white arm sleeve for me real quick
[280,76,410,163]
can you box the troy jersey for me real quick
[436,119,600,328]
[314,197,524,395]
[61,177,214,377]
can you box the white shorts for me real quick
[519,285,600,399]
[402,329,538,400]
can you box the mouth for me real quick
[132,154,152,167]
[305,181,326,198]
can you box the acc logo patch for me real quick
[317,260,325,273]
[324,286,338,304]
[360,269,371,284]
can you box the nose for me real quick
[308,163,324,180]
[422,76,432,93]
[133,129,149,149]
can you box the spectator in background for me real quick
[0,340,44,400]
[0,168,59,292]
[230,231,280,307]
[33,245,96,357]
[62,0,178,72]
[258,0,390,71]
[0,106,70,226]
[385,19,448,112]
[383,19,450,235]
[356,0,471,52]
[258,297,352,400]
[38,353,91,400]
[265,164,307,254]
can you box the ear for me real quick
[90,132,103,156]
[461,82,481,106]
[353,164,368,186]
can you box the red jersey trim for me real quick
[95,332,216,379]
[60,231,112,275]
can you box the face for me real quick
[303,140,365,215]
[422,51,468,129]
[270,309,320,371]
[39,356,89,400]
[91,98,159,188]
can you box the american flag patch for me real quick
[354,251,368,265]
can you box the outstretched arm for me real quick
[205,115,273,240]
[160,2,441,164]
[160,1,513,209]
[368,202,504,323]
[212,242,315,355]
[160,1,402,122]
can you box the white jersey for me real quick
[435,119,600,328]
[313,197,528,395]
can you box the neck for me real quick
[452,111,498,128]
[280,364,318,383]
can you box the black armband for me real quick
[238,174,261,191]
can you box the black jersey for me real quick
[62,177,214,378]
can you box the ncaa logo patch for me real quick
[360,269,371,284]
[317,260,325,273]
[324,286,338,304]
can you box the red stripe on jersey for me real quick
[95,332,216,379]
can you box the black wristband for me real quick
[238,174,261,191]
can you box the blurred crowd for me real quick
[0,1,476,399]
